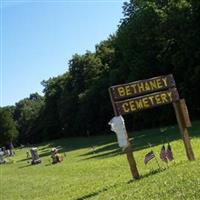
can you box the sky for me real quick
[0,0,124,106]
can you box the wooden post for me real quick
[125,145,140,179]
[173,99,195,161]
[109,88,140,179]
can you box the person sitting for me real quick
[51,148,63,164]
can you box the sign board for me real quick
[115,88,179,115]
[110,74,175,100]
[108,74,195,180]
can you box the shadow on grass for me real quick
[18,164,32,169]
[127,168,166,184]
[79,124,200,160]
[80,142,122,160]
[18,163,42,169]
[74,184,117,200]
[74,190,106,200]
[81,143,118,156]
[18,160,55,168]
[17,121,200,162]
[81,148,122,160]
[79,128,179,160]
[17,157,30,163]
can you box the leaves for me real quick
[0,108,18,144]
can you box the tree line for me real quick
[1,0,200,145]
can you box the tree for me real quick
[14,93,44,143]
[39,74,68,140]
[0,108,18,145]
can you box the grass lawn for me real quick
[1,121,200,200]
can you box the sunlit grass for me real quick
[1,121,200,200]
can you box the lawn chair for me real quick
[30,147,41,165]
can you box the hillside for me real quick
[1,121,200,200]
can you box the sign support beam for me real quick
[109,88,140,180]
[173,99,195,161]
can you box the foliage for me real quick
[0,108,18,145]
[14,93,44,144]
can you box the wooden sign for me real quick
[115,88,179,115]
[108,74,195,180]
[110,74,175,100]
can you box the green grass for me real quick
[1,121,200,200]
